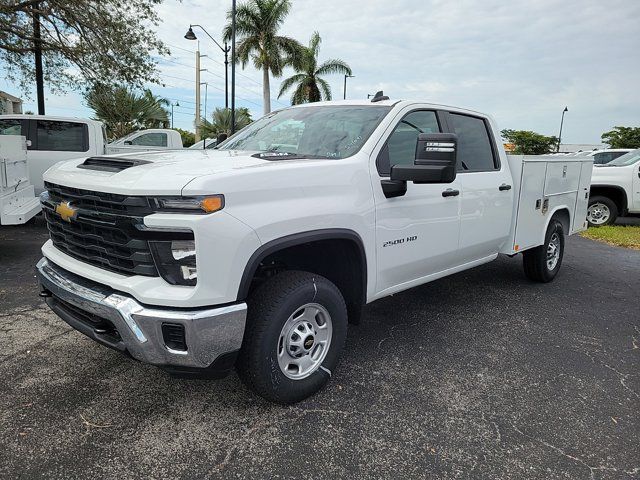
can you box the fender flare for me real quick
[589,184,629,213]
[236,228,368,302]
[543,207,571,243]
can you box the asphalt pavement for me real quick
[0,217,638,479]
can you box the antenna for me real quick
[370,91,389,102]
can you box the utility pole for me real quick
[33,2,45,114]
[195,49,201,142]
[202,83,208,122]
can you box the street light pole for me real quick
[185,25,230,110]
[224,42,229,110]
[343,75,354,100]
[171,101,179,129]
[231,0,236,135]
[557,106,568,152]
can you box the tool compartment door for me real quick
[513,161,547,251]
[544,162,581,195]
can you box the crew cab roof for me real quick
[285,99,490,119]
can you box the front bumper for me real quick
[36,257,247,377]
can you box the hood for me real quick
[43,149,275,195]
[590,162,630,183]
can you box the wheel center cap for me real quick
[303,336,315,350]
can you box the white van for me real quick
[0,115,106,194]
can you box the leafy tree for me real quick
[601,127,640,149]
[278,32,351,104]
[501,129,558,155]
[85,85,169,140]
[0,0,168,96]
[223,0,302,115]
[174,128,195,148]
[200,107,252,138]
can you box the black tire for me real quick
[587,195,618,227]
[237,270,348,404]
[523,219,565,283]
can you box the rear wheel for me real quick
[587,196,618,226]
[523,219,565,283]
[237,271,347,404]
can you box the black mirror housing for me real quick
[390,133,458,184]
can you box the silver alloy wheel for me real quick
[277,303,333,380]
[587,202,611,225]
[546,232,561,270]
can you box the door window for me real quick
[377,110,440,175]
[0,119,23,136]
[36,120,88,152]
[130,132,168,147]
[448,113,498,172]
[593,152,614,164]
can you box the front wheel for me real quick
[522,219,565,283]
[587,196,618,226]
[237,271,348,404]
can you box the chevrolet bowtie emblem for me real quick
[55,201,78,222]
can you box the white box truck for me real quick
[35,96,593,403]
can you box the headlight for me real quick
[150,195,224,214]
[149,239,197,286]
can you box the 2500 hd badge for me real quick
[383,235,418,247]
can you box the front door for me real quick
[372,109,462,297]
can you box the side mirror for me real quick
[123,140,132,145]
[391,133,458,184]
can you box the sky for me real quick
[2,0,639,144]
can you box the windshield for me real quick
[218,105,392,159]
[606,149,640,166]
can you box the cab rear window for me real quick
[36,120,89,152]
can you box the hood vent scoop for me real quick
[77,156,152,172]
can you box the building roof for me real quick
[0,91,22,103]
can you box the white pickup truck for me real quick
[588,149,640,226]
[105,128,184,154]
[35,97,593,403]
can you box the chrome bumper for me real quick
[36,258,247,373]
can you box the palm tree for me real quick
[223,0,302,115]
[278,32,352,104]
[85,85,169,139]
[200,107,253,138]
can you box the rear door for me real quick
[443,112,513,263]
[372,108,462,296]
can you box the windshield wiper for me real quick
[252,151,332,160]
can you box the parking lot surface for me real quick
[1,219,638,479]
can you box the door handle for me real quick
[499,184,512,191]
[442,189,460,197]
